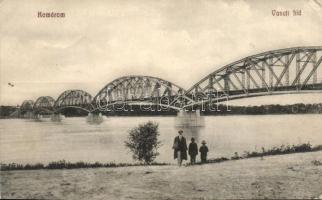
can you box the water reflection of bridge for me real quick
[17,46,322,125]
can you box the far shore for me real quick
[1,103,322,119]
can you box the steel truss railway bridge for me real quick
[18,46,322,120]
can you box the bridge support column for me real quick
[22,111,35,119]
[51,113,64,122]
[175,109,205,127]
[86,113,104,124]
[34,113,42,120]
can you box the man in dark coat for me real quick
[173,130,187,166]
[188,137,198,165]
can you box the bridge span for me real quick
[17,46,322,123]
[183,46,322,108]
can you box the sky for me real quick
[0,0,322,106]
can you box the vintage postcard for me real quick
[1,0,322,199]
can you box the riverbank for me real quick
[1,151,322,199]
[1,142,320,171]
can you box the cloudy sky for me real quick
[0,0,322,105]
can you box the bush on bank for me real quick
[125,121,162,164]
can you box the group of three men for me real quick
[173,130,209,166]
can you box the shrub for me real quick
[312,145,322,151]
[207,157,230,163]
[125,121,161,164]
[231,152,242,160]
[312,160,322,166]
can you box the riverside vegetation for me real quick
[1,142,321,171]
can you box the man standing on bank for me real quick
[173,130,188,166]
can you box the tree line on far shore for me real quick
[1,103,322,118]
[203,103,322,115]
[0,106,17,118]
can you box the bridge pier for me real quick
[86,113,104,124]
[34,113,43,121]
[175,109,205,127]
[51,113,64,122]
[33,113,52,121]
[22,111,35,119]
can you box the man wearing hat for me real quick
[199,140,209,163]
[172,130,188,166]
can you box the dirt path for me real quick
[1,152,322,199]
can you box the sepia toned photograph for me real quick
[0,0,322,199]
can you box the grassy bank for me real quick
[1,143,322,171]
[0,161,168,171]
[205,142,322,164]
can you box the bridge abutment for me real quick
[86,113,104,124]
[175,109,205,127]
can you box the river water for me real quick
[0,115,321,164]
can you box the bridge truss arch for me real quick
[93,76,191,111]
[184,46,322,108]
[54,90,94,113]
[20,100,34,112]
[33,96,55,114]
